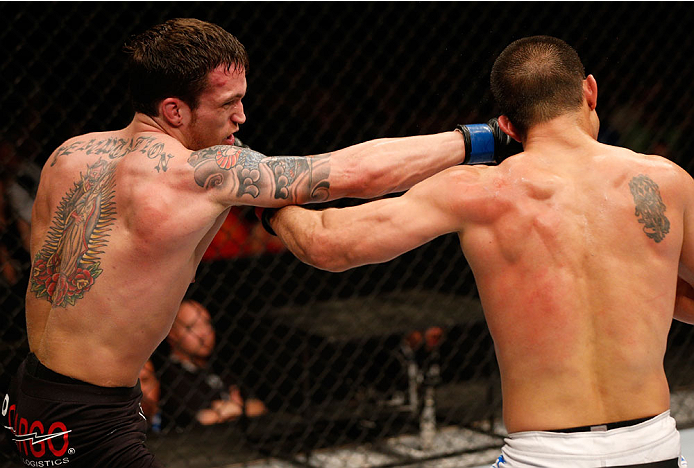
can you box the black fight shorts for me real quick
[2,353,164,467]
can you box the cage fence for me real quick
[2,2,694,467]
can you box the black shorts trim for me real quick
[21,353,141,403]
[550,415,658,434]
[606,457,680,467]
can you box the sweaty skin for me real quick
[26,67,467,388]
[270,112,694,433]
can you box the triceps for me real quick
[188,146,331,204]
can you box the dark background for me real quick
[2,2,694,467]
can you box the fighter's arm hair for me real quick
[186,132,466,208]
[269,166,477,272]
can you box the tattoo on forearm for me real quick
[52,136,175,172]
[265,156,330,200]
[187,146,331,202]
[30,158,117,307]
[629,174,670,243]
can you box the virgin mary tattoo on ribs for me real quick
[30,158,116,307]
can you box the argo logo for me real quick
[3,394,72,459]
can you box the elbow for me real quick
[279,207,357,272]
[296,225,353,273]
[302,234,351,273]
[340,147,395,199]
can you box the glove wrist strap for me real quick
[456,124,495,165]
[260,208,278,236]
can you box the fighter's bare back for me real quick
[458,138,693,432]
[26,126,232,387]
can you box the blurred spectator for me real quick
[0,139,39,344]
[159,300,267,429]
[0,140,36,286]
[139,360,161,423]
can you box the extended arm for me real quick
[187,131,466,208]
[268,167,469,272]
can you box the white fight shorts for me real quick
[491,411,687,467]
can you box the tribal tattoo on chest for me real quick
[187,146,331,202]
[31,136,176,307]
[628,174,670,243]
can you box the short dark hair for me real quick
[490,36,586,135]
[124,18,249,116]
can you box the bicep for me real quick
[187,146,330,207]
[341,195,453,265]
[307,173,463,271]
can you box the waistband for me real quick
[25,352,91,385]
[21,353,141,403]
[550,415,658,434]
[607,458,680,467]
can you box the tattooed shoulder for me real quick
[188,145,265,195]
[628,174,670,243]
[51,135,176,172]
[187,146,331,202]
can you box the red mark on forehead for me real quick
[207,66,246,87]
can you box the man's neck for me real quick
[129,114,188,146]
[522,113,597,155]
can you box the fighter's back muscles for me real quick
[26,132,212,386]
[29,135,176,308]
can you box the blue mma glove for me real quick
[456,118,523,165]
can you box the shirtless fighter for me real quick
[1,18,513,468]
[261,36,693,467]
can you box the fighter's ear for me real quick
[159,97,190,128]
[497,115,522,143]
[584,74,598,111]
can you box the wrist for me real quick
[455,124,495,165]
[255,207,279,236]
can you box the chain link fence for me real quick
[2,2,694,467]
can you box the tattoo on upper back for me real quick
[31,135,176,306]
[31,158,117,307]
[52,136,175,172]
[628,174,670,243]
[187,146,331,202]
